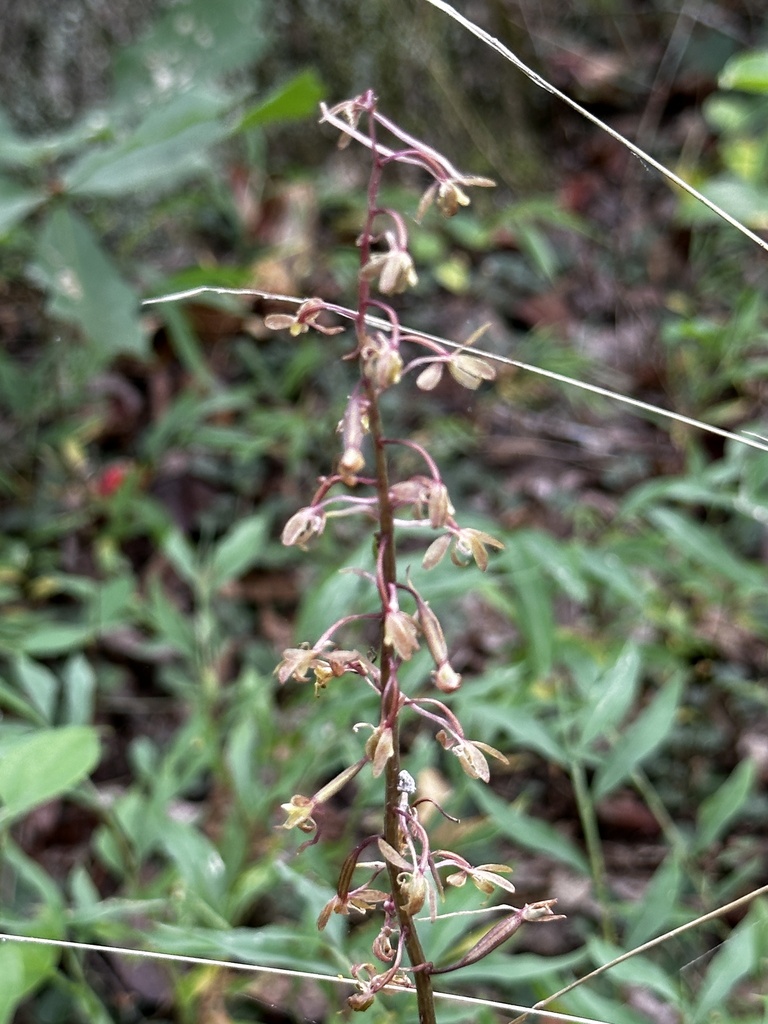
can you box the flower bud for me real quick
[384,608,420,661]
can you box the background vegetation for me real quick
[0,1,767,1022]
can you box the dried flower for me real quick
[365,724,395,777]
[317,888,389,930]
[338,392,370,484]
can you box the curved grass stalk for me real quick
[421,0,768,255]
[508,882,768,1024]
[0,931,611,1024]
[143,286,768,458]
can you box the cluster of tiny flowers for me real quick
[266,92,560,1009]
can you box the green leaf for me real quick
[17,621,95,657]
[65,91,231,197]
[719,49,768,93]
[0,725,100,825]
[468,702,567,765]
[238,70,325,130]
[592,676,683,800]
[61,655,96,726]
[12,656,58,723]
[35,207,146,359]
[0,942,58,1024]
[579,643,642,748]
[648,507,764,587]
[472,784,589,873]
[0,176,45,235]
[499,540,554,677]
[693,911,757,1021]
[113,0,269,99]
[209,514,268,589]
[0,108,108,170]
[588,938,678,1001]
[625,851,683,948]
[160,821,227,913]
[693,758,756,854]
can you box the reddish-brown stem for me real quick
[357,97,437,1024]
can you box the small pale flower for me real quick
[264,297,345,337]
[453,527,505,571]
[445,862,515,896]
[422,533,452,570]
[317,888,389,930]
[417,174,495,221]
[427,481,454,529]
[275,645,324,685]
[415,362,444,391]
[361,233,418,295]
[522,899,564,922]
[448,322,497,390]
[281,506,326,550]
[361,334,403,391]
[398,871,427,914]
[448,351,497,390]
[279,794,316,832]
[436,730,508,783]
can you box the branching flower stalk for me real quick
[270,91,562,1020]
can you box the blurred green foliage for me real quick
[0,3,767,1023]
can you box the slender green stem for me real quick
[570,757,615,943]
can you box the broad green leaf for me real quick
[0,107,109,170]
[0,943,57,1024]
[472,784,589,874]
[0,725,100,824]
[113,0,268,100]
[0,176,45,234]
[62,654,96,726]
[17,621,95,657]
[150,922,339,976]
[588,938,678,1001]
[648,506,764,587]
[239,70,325,130]
[65,91,231,196]
[720,49,768,93]
[35,207,146,359]
[580,643,642,749]
[693,912,757,1021]
[593,676,683,800]
[693,758,756,854]
[162,528,199,586]
[679,175,768,229]
[500,541,554,677]
[12,657,58,723]
[209,514,268,589]
[625,851,683,948]
[517,531,589,603]
[160,820,227,913]
[467,702,567,765]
